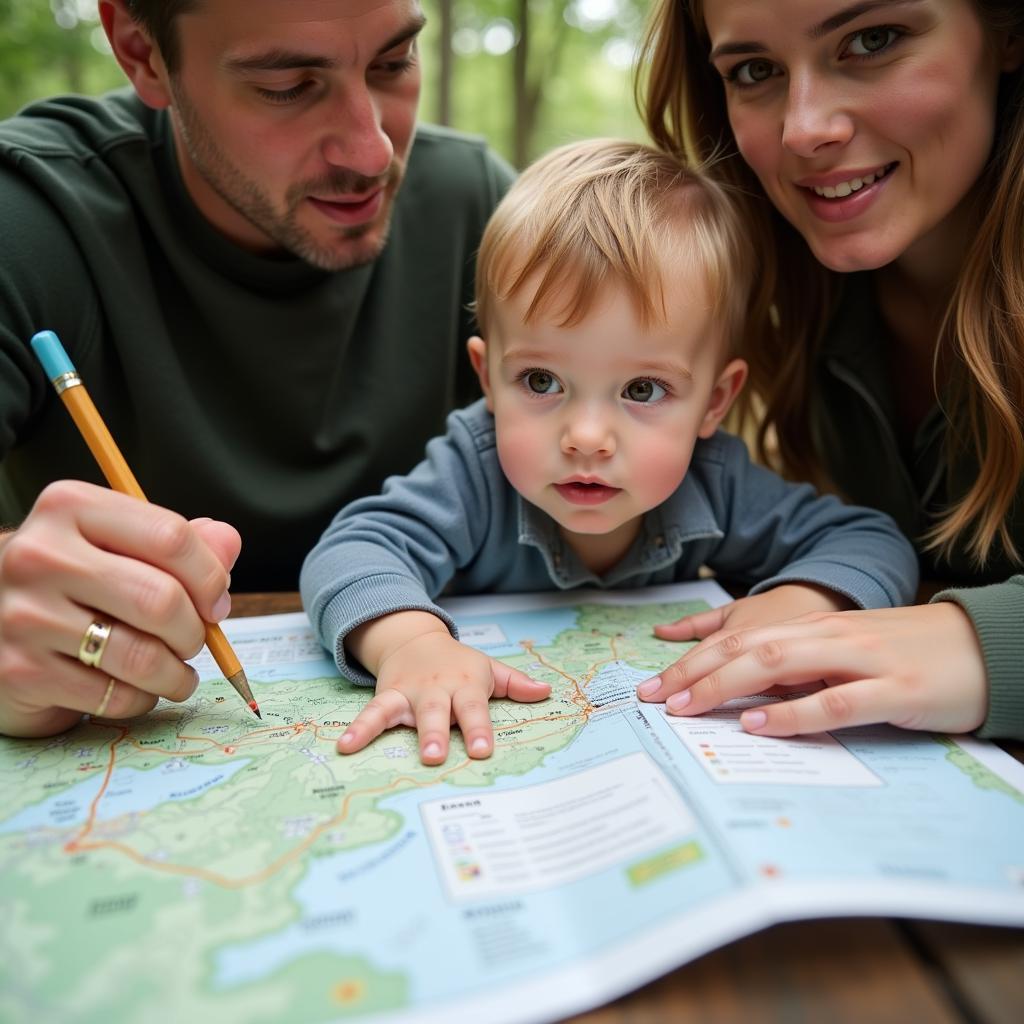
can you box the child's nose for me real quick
[561,407,615,456]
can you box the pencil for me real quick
[29,330,260,719]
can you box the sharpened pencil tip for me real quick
[248,700,262,718]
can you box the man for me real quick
[0,0,514,737]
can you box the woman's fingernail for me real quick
[423,741,442,759]
[743,710,768,730]
[211,591,231,622]
[637,679,660,698]
[338,731,355,748]
[666,691,692,713]
[470,737,489,755]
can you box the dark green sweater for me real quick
[812,274,1024,739]
[0,91,514,590]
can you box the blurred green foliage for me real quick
[0,0,650,166]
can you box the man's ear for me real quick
[466,336,495,412]
[99,0,173,110]
[698,357,747,439]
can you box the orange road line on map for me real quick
[64,750,477,888]
[63,634,625,881]
[64,726,127,852]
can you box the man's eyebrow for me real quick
[708,0,919,61]
[224,15,426,74]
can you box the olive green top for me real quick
[0,90,515,590]
[812,273,1024,739]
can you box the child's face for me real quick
[469,268,746,572]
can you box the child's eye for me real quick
[622,378,667,403]
[522,370,563,395]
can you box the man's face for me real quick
[160,0,423,270]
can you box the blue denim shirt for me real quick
[301,399,918,684]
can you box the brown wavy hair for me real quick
[636,0,1024,568]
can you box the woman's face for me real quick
[703,0,1021,273]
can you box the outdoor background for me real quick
[0,0,652,167]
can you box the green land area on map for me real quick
[0,600,706,1023]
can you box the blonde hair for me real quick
[475,137,754,359]
[637,0,1024,568]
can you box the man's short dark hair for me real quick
[125,0,200,74]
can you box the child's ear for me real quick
[99,0,173,110]
[466,336,494,411]
[698,358,747,439]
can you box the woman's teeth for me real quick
[812,164,893,198]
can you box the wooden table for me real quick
[232,593,1024,1024]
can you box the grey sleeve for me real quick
[299,415,494,685]
[703,434,919,608]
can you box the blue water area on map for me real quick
[453,607,584,656]
[647,709,1024,889]
[211,707,740,1001]
[0,761,250,834]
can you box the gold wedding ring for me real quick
[94,677,117,718]
[78,619,113,669]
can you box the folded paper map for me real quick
[2,581,1022,1024]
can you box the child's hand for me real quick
[340,613,550,764]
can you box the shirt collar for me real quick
[514,471,723,588]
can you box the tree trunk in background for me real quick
[513,0,530,168]
[436,0,453,126]
[514,0,573,168]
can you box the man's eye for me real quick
[623,379,667,403]
[524,370,562,395]
[255,82,313,104]
[732,58,777,86]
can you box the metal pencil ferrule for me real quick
[52,372,82,395]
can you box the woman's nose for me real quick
[781,71,855,157]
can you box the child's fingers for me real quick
[653,606,728,642]
[412,687,454,765]
[337,689,411,754]
[490,660,551,702]
[451,687,494,758]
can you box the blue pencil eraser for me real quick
[30,330,77,381]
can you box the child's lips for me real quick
[554,481,622,505]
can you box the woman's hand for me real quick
[637,600,988,736]
[0,481,240,738]
[650,583,853,645]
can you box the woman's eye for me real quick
[847,27,900,57]
[733,58,777,86]
[623,379,667,403]
[524,370,562,395]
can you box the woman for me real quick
[633,0,1024,739]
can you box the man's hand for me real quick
[0,480,240,737]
